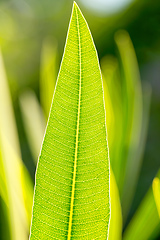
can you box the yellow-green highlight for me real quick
[152,177,160,218]
[40,38,57,120]
[108,168,122,240]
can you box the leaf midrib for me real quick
[67,4,81,240]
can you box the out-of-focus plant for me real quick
[152,174,160,218]
[19,38,58,164]
[101,29,160,239]
[19,90,46,163]
[0,1,160,239]
[101,30,151,223]
[40,38,57,120]
[0,50,33,240]
[123,171,160,240]
[109,168,122,240]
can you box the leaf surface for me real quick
[30,2,110,239]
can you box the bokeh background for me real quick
[0,0,160,239]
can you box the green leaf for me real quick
[123,172,160,240]
[0,49,33,240]
[30,2,110,239]
[19,89,45,163]
[152,176,160,218]
[101,56,123,186]
[108,168,122,240]
[102,65,115,151]
[0,137,33,240]
[101,32,151,223]
[40,38,57,120]
[114,30,143,197]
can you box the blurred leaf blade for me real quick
[102,72,115,148]
[21,164,34,226]
[101,56,123,183]
[0,49,33,240]
[121,83,151,221]
[109,168,122,240]
[0,49,20,156]
[152,177,160,218]
[40,38,57,120]
[30,2,110,239]
[115,30,143,192]
[0,149,8,205]
[114,30,150,221]
[123,173,160,240]
[19,89,46,163]
[0,135,31,240]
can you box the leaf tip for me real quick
[73,1,78,7]
[73,1,81,12]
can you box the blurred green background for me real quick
[0,0,160,239]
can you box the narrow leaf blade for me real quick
[108,168,122,240]
[152,177,160,218]
[0,49,33,240]
[19,89,45,162]
[40,38,57,119]
[30,2,110,239]
[123,174,160,240]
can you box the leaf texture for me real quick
[30,2,110,239]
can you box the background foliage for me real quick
[0,0,160,239]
